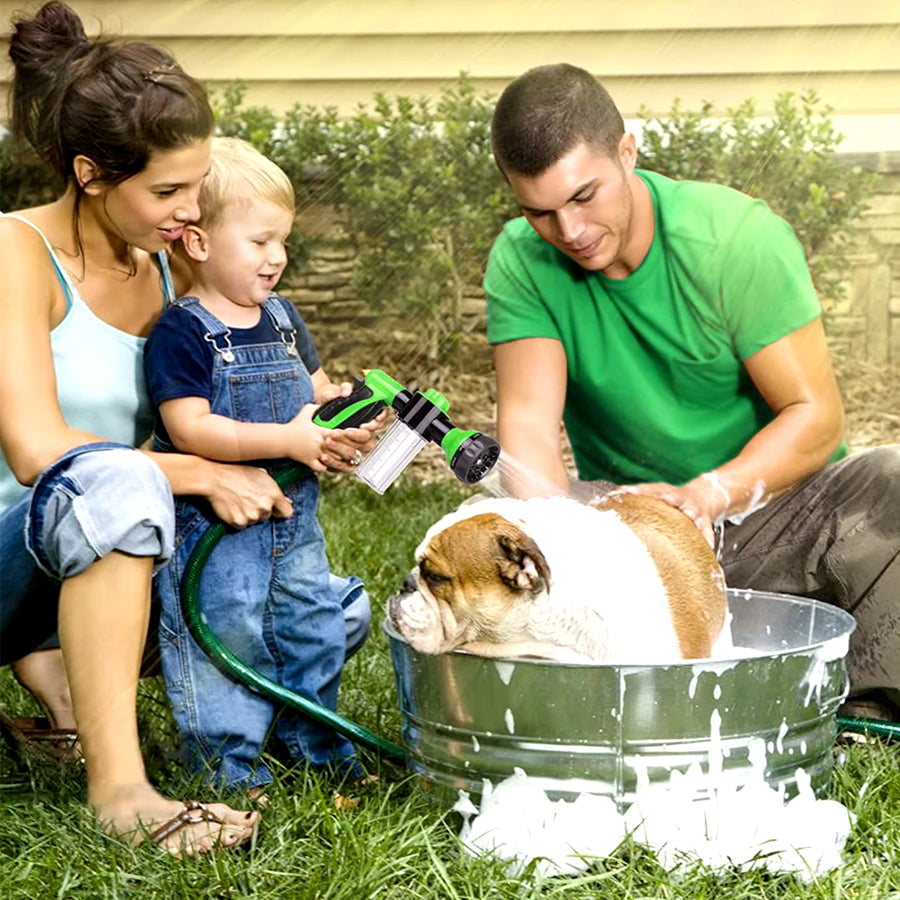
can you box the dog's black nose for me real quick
[402,572,417,593]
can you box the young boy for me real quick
[145,137,376,792]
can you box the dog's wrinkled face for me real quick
[388,511,551,654]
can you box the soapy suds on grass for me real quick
[454,759,852,880]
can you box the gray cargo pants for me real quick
[718,445,900,711]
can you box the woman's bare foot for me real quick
[11,648,77,731]
[92,782,259,856]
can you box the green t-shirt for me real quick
[485,169,846,485]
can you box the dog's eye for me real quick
[421,568,450,588]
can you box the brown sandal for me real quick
[0,711,83,765]
[148,801,250,849]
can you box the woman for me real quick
[0,2,370,854]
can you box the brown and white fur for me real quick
[388,493,728,663]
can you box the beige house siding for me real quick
[2,1,899,134]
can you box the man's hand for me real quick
[617,476,733,548]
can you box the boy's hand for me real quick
[287,404,332,471]
[314,380,355,405]
[312,378,390,472]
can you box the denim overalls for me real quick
[154,296,366,789]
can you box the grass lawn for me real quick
[1,477,899,899]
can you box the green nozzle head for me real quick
[440,429,501,484]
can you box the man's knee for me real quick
[838,445,900,492]
[835,445,900,531]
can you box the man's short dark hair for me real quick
[491,63,625,177]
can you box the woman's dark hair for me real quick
[491,63,625,178]
[8,1,215,189]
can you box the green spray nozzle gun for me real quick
[314,369,500,493]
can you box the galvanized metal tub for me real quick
[385,589,855,808]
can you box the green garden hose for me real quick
[180,464,899,762]
[179,462,406,762]
[835,715,900,740]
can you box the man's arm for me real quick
[494,337,571,497]
[718,316,844,500]
[628,317,844,541]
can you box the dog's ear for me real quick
[496,525,551,595]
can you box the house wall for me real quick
[827,152,900,363]
[2,1,898,140]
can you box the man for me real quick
[484,63,900,718]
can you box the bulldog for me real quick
[388,493,728,663]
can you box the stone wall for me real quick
[820,151,900,362]
[286,206,494,388]
[285,206,497,484]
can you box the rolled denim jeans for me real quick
[0,442,174,664]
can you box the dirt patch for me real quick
[833,355,900,452]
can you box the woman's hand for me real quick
[321,408,388,473]
[206,462,294,528]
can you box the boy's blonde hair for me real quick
[199,136,295,229]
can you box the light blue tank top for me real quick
[0,213,175,511]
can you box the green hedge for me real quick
[2,77,877,365]
[637,91,878,304]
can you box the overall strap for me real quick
[173,296,234,361]
[262,295,299,357]
[172,296,229,336]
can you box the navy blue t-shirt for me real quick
[144,295,321,446]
